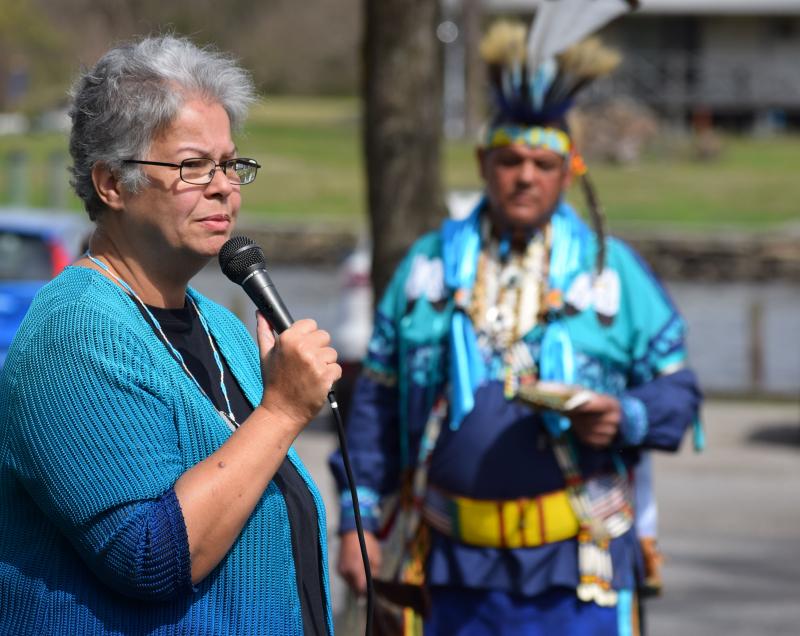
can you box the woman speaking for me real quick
[0,36,339,635]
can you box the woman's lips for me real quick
[198,215,231,231]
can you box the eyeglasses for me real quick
[122,157,261,185]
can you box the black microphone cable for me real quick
[219,236,374,636]
[327,390,374,636]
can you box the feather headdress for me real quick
[481,1,638,275]
[482,23,624,127]
[482,0,637,126]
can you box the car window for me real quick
[0,230,53,281]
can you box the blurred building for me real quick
[602,0,800,129]
[445,0,800,131]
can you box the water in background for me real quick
[670,281,800,396]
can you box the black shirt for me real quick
[146,302,328,635]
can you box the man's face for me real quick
[479,143,571,232]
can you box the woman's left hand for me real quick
[567,393,621,448]
[257,314,340,434]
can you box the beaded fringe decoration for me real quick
[552,438,634,607]
[577,527,617,606]
[379,397,447,585]
[405,397,447,565]
[371,400,446,636]
[503,340,537,399]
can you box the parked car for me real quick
[332,191,481,417]
[0,209,90,367]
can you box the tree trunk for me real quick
[462,0,484,139]
[363,0,445,300]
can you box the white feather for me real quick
[530,57,557,111]
[526,0,634,71]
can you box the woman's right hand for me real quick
[256,313,341,435]
[338,530,382,595]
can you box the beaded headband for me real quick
[485,125,571,157]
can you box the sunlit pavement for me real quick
[293,399,800,635]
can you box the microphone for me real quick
[218,236,294,333]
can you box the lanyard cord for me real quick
[85,251,238,429]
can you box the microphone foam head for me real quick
[219,236,266,284]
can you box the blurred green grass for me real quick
[446,133,800,231]
[1,96,798,231]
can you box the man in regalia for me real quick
[331,4,701,634]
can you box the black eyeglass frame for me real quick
[122,157,261,185]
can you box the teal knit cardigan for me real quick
[0,267,332,635]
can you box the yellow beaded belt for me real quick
[422,485,580,549]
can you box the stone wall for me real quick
[618,229,800,282]
[237,220,800,283]
[235,221,359,266]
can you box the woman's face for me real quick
[116,98,241,263]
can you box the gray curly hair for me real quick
[68,35,256,220]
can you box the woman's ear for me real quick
[91,163,125,211]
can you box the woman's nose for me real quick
[206,166,235,196]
